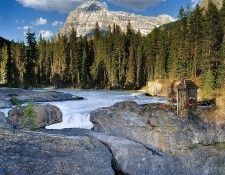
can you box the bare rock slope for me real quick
[60,0,175,36]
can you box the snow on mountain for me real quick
[60,0,176,36]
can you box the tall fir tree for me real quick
[24,31,38,88]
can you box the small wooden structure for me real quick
[176,80,198,116]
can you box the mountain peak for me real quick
[77,0,107,12]
[61,1,175,36]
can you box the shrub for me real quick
[19,102,37,130]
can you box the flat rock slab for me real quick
[0,128,114,175]
[0,88,84,109]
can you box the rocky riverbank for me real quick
[0,88,84,109]
[0,101,225,175]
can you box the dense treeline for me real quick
[1,1,225,94]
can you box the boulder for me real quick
[0,112,11,128]
[0,127,114,175]
[90,101,225,153]
[8,104,63,130]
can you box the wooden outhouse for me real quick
[176,80,198,116]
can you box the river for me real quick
[1,90,167,129]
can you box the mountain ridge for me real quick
[60,0,175,36]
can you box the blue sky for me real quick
[0,0,200,41]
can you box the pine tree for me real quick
[201,69,215,99]
[69,29,80,87]
[136,43,146,88]
[79,37,92,88]
[204,1,223,87]
[81,47,89,88]
[24,31,38,88]
[94,22,101,40]
[188,5,205,77]
[5,43,20,87]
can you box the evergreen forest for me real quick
[1,1,225,99]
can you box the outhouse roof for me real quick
[177,80,199,90]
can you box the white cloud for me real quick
[16,0,165,13]
[39,30,54,38]
[33,17,47,25]
[52,20,63,26]
[16,0,85,13]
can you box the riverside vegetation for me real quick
[1,1,225,99]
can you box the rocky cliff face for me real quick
[60,0,175,36]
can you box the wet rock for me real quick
[8,104,62,130]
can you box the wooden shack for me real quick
[176,80,198,116]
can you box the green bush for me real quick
[19,102,37,130]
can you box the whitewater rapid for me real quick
[1,90,167,129]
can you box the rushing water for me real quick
[1,90,167,129]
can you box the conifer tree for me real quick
[69,29,80,86]
[6,43,20,87]
[24,31,38,88]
